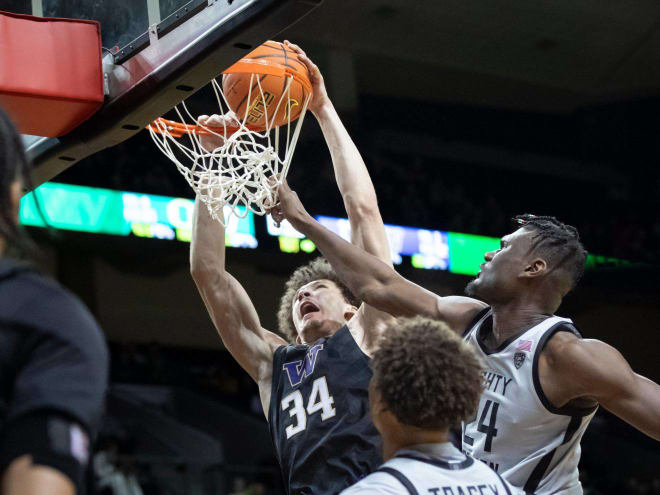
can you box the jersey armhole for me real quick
[267,345,286,425]
[461,306,490,339]
[532,322,598,417]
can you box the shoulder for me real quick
[347,305,394,354]
[543,331,633,398]
[340,471,408,495]
[543,330,617,373]
[435,296,489,335]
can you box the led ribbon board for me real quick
[315,216,450,268]
[20,182,257,248]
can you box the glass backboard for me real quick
[0,0,322,188]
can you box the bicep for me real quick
[193,271,285,380]
[569,340,660,440]
[369,278,486,331]
[365,276,441,318]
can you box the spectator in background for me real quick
[0,108,109,494]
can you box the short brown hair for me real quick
[371,316,483,429]
[277,257,360,342]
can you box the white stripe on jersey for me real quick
[462,309,597,495]
[340,443,518,495]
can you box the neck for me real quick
[490,296,558,345]
[382,428,450,461]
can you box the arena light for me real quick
[19,182,257,248]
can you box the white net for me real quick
[149,73,311,226]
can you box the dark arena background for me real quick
[4,0,660,494]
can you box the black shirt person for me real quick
[0,108,108,494]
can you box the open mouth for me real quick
[300,301,320,319]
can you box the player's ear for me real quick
[522,258,548,279]
[295,335,303,345]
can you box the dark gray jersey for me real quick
[268,325,382,495]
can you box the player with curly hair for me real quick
[341,316,516,494]
[190,42,393,495]
[271,180,660,495]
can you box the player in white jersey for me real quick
[340,316,517,495]
[270,189,660,494]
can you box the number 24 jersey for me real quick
[462,309,597,495]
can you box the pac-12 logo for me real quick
[283,344,323,386]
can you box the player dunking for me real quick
[271,180,660,495]
[190,42,393,494]
[340,316,516,495]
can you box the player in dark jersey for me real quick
[190,42,393,494]
[0,108,109,494]
[271,179,660,494]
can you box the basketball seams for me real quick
[247,54,307,72]
[222,41,309,127]
[233,74,268,122]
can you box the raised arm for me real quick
[190,118,286,412]
[548,336,660,440]
[190,198,286,385]
[285,41,391,265]
[272,181,486,334]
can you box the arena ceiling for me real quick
[283,0,660,113]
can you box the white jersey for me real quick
[462,309,597,495]
[341,443,518,495]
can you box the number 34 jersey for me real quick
[268,325,382,495]
[462,310,598,495]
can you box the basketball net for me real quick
[148,67,311,226]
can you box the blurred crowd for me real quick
[58,96,660,264]
[110,342,262,416]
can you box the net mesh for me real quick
[149,74,310,226]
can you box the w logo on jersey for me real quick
[283,344,324,387]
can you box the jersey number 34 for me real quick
[281,377,336,439]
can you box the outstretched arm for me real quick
[549,336,660,440]
[271,181,486,333]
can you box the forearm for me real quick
[315,104,377,206]
[295,213,395,298]
[190,197,226,276]
[605,374,660,441]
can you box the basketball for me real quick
[222,41,311,128]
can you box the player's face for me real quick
[465,227,534,303]
[292,279,357,344]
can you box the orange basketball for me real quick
[222,41,312,128]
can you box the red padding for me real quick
[0,11,103,137]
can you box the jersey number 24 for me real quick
[464,399,499,452]
[281,377,336,439]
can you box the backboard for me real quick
[4,0,321,188]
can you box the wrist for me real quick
[290,210,315,234]
[311,100,335,120]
